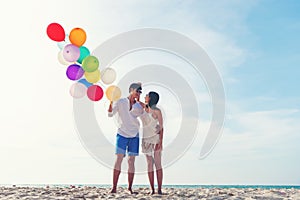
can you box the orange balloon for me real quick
[69,28,86,47]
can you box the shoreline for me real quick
[1,185,299,199]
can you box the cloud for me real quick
[211,108,300,169]
[165,107,300,185]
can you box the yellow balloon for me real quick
[69,28,86,47]
[106,85,121,101]
[84,70,100,83]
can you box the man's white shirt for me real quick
[108,98,143,138]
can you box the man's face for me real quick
[130,88,141,99]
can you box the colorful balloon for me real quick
[101,68,116,84]
[58,51,72,65]
[66,64,84,80]
[85,70,100,83]
[69,82,87,98]
[87,85,103,101]
[69,28,86,47]
[77,46,90,64]
[46,23,65,42]
[57,34,70,50]
[105,85,122,102]
[63,44,80,62]
[82,56,99,72]
[78,78,93,88]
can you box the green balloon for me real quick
[77,46,90,64]
[82,56,99,72]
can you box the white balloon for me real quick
[101,68,116,84]
[58,51,72,66]
[69,82,87,98]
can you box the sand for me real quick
[0,186,300,200]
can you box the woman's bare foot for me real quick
[148,190,155,195]
[157,189,163,195]
[110,188,117,193]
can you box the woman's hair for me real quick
[148,91,159,109]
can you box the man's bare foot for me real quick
[128,188,138,194]
[157,189,163,195]
[110,188,117,193]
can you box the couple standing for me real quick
[107,82,164,195]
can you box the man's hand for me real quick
[108,101,113,112]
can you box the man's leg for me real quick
[112,134,127,193]
[127,135,139,194]
[127,156,136,194]
[111,154,124,193]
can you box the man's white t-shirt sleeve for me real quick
[108,101,118,117]
[130,102,143,117]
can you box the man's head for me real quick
[129,82,142,99]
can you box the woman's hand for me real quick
[137,99,147,109]
[155,141,163,151]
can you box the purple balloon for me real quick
[63,44,80,62]
[66,64,84,80]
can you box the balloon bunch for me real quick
[46,22,121,102]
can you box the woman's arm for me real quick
[156,109,164,150]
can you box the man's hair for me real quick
[129,83,142,93]
[148,91,159,108]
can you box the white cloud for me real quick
[164,107,300,185]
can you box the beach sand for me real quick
[1,186,300,199]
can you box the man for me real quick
[108,82,144,194]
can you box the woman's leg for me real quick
[154,150,163,194]
[146,155,155,194]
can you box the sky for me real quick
[0,0,299,185]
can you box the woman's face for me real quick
[144,94,150,103]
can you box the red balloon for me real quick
[87,85,103,101]
[46,23,65,42]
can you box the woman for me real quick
[138,91,164,195]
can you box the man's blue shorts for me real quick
[115,133,139,156]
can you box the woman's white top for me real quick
[140,110,160,144]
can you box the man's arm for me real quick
[137,100,146,109]
[108,101,118,117]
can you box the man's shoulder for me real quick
[118,97,127,102]
[116,98,128,104]
[134,101,143,108]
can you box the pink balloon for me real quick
[63,44,80,62]
[69,82,87,98]
[87,85,103,101]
